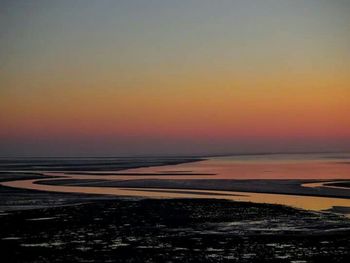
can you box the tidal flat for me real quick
[0,155,349,262]
[1,199,350,263]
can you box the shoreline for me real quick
[35,178,350,200]
[2,174,350,216]
[0,156,349,216]
[1,158,350,261]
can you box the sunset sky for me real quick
[1,0,350,156]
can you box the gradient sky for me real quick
[1,0,350,156]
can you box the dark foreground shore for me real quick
[1,198,350,263]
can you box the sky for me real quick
[1,0,350,156]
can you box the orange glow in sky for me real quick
[1,1,350,155]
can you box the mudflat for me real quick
[1,199,350,263]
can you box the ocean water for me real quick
[123,153,350,179]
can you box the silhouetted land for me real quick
[326,182,350,188]
[0,157,204,171]
[1,199,350,263]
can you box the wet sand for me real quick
[1,199,350,263]
[2,171,350,215]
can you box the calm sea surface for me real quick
[123,153,350,179]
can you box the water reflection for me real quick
[1,154,350,215]
[123,156,350,179]
[1,172,350,214]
